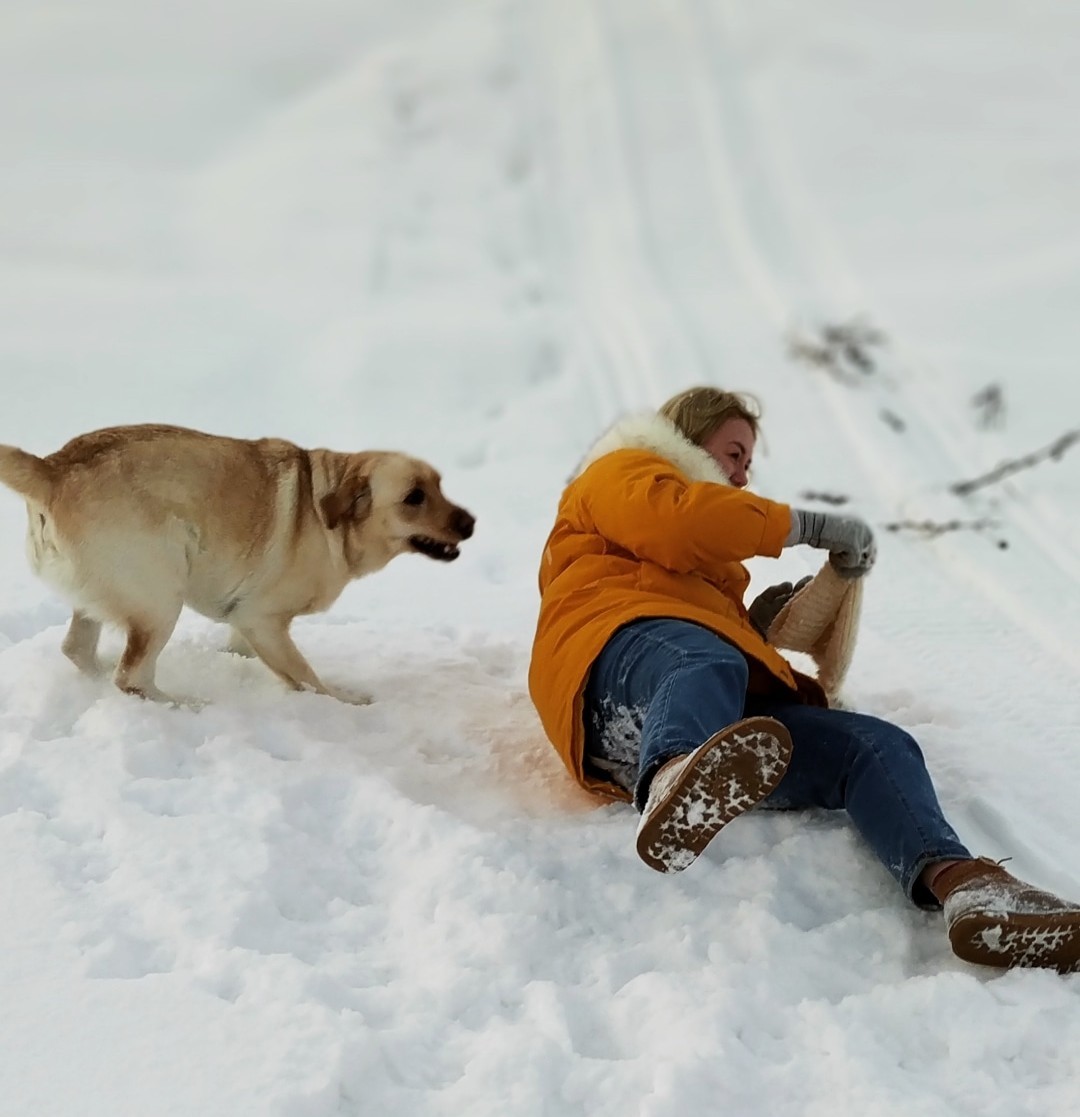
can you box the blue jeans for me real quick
[583,618,971,908]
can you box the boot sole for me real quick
[950,911,1080,972]
[635,716,793,873]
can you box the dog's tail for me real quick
[0,445,55,505]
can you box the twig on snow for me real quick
[949,430,1080,497]
[786,318,887,384]
[882,517,1008,548]
[798,490,850,506]
[971,383,1005,430]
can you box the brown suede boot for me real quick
[935,857,1080,971]
[635,716,792,873]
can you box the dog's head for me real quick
[319,451,475,569]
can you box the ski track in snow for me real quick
[2,1,1080,1114]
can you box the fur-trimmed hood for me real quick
[573,411,732,487]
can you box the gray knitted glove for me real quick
[785,509,876,578]
[748,575,813,638]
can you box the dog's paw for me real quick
[225,633,257,659]
[118,683,171,703]
[116,682,206,710]
[293,681,372,706]
[169,695,208,713]
[332,687,374,707]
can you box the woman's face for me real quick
[702,417,755,488]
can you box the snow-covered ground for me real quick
[2,0,1080,1112]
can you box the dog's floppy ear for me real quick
[320,469,373,531]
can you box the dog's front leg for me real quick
[226,628,257,658]
[233,618,371,705]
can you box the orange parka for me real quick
[528,413,826,801]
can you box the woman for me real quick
[528,385,1080,971]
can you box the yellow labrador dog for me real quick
[0,424,475,704]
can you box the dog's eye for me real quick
[403,487,425,506]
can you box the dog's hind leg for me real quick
[233,617,370,705]
[61,611,103,675]
[113,602,183,703]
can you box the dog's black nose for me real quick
[452,509,475,540]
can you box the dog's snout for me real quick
[452,508,475,540]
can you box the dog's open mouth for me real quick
[409,535,461,562]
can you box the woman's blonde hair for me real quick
[658,386,762,446]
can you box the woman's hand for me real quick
[785,509,876,578]
[748,575,813,637]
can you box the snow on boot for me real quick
[940,858,1080,971]
[635,716,793,874]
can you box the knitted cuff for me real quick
[783,508,801,547]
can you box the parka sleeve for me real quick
[567,449,792,575]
